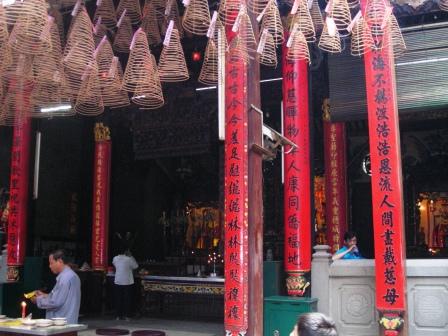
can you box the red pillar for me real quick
[361,2,407,334]
[322,106,348,253]
[7,118,32,282]
[91,123,111,271]
[282,38,312,296]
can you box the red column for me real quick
[7,118,32,282]
[282,39,312,296]
[91,123,111,271]
[361,3,407,334]
[323,108,348,253]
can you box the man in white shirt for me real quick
[112,248,138,321]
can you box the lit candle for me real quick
[21,301,27,319]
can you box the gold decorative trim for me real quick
[94,123,111,141]
[322,98,331,122]
[142,280,224,295]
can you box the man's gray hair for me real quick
[298,313,338,336]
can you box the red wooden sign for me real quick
[282,41,312,278]
[91,124,112,271]
[363,33,407,311]
[224,47,249,334]
[323,121,348,253]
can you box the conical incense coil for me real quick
[141,1,162,46]
[318,18,341,53]
[326,0,351,34]
[113,14,133,53]
[350,14,374,56]
[0,6,12,74]
[286,28,310,62]
[378,13,406,59]
[2,50,34,83]
[4,0,46,26]
[228,34,251,64]
[218,0,241,27]
[231,7,257,57]
[94,0,117,30]
[132,54,164,109]
[0,81,32,126]
[49,6,66,48]
[122,28,155,92]
[116,0,142,25]
[74,63,104,116]
[247,0,269,15]
[29,80,74,118]
[182,0,211,36]
[158,26,189,82]
[440,0,448,11]
[63,7,95,75]
[260,0,284,46]
[198,39,218,85]
[309,0,324,33]
[289,0,316,42]
[163,0,184,38]
[258,29,277,67]
[64,67,84,98]
[93,22,108,47]
[8,2,51,56]
[364,0,390,37]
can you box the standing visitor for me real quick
[332,231,364,261]
[289,312,338,336]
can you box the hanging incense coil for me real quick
[163,0,184,38]
[74,64,104,116]
[318,19,341,53]
[93,22,108,47]
[228,35,251,64]
[182,0,211,36]
[247,0,269,16]
[380,13,406,59]
[326,0,351,34]
[94,0,117,31]
[64,68,85,98]
[116,0,142,25]
[309,0,324,33]
[260,0,284,46]
[30,79,73,118]
[350,16,374,56]
[440,0,448,11]
[96,38,130,108]
[131,53,164,109]
[233,8,257,56]
[364,0,389,37]
[141,2,162,46]
[63,7,96,75]
[122,28,156,92]
[218,0,242,27]
[289,0,316,42]
[4,0,26,26]
[49,6,66,48]
[0,6,12,74]
[158,27,189,82]
[286,29,310,62]
[198,39,218,85]
[2,51,34,84]
[258,30,277,67]
[113,15,133,53]
[0,82,33,126]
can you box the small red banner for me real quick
[282,43,312,275]
[224,47,249,333]
[364,37,407,311]
[7,119,32,268]
[91,126,112,271]
[323,121,348,253]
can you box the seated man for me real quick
[332,231,363,261]
[289,312,337,336]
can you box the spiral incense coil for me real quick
[49,7,66,48]
[0,82,33,126]
[116,0,142,25]
[440,0,448,11]
[379,13,406,59]
[233,8,257,56]
[286,29,310,62]
[2,50,34,84]
[258,30,277,67]
[218,0,242,27]
[163,0,184,38]
[158,28,189,82]
[326,0,351,34]
[94,0,117,31]
[289,0,316,42]
[64,68,84,98]
[30,79,74,118]
[93,23,108,47]
[364,0,390,37]
[318,20,341,53]
[350,16,374,56]
[182,0,211,36]
[247,0,269,16]
[96,39,130,108]
[113,15,133,53]
[198,39,218,85]
[309,0,324,33]
[63,7,95,75]
[141,2,162,46]
[122,29,155,92]
[260,0,284,46]
[131,53,164,109]
[0,6,12,74]
[74,64,104,116]
[228,35,251,64]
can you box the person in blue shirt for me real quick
[32,249,81,324]
[332,231,363,261]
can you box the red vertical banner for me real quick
[361,3,407,332]
[224,47,249,334]
[91,123,111,271]
[323,114,348,253]
[282,40,312,296]
[7,118,32,282]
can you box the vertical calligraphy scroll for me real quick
[323,103,348,253]
[91,123,111,271]
[361,1,407,332]
[224,46,249,334]
[282,39,312,296]
[7,119,32,282]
